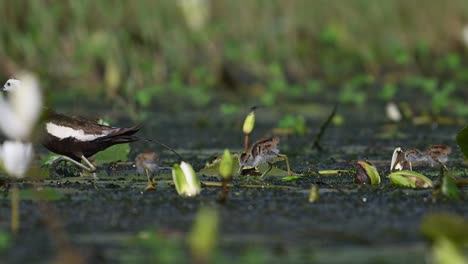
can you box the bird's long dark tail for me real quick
[135,136,184,161]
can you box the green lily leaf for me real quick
[388,170,433,188]
[355,161,380,185]
[455,125,468,159]
[94,143,130,165]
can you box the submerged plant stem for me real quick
[312,104,337,151]
[244,133,249,153]
[11,184,19,234]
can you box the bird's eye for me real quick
[7,83,10,86]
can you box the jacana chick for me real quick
[135,152,159,191]
[239,137,293,178]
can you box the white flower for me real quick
[0,141,34,178]
[0,73,42,140]
[172,161,201,197]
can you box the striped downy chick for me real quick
[135,152,159,191]
[239,137,292,178]
[424,144,451,165]
[390,147,413,172]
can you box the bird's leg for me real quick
[278,154,293,176]
[79,155,96,172]
[259,163,273,179]
[79,155,98,180]
[51,156,89,171]
[144,167,155,191]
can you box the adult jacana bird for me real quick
[2,78,181,174]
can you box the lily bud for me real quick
[219,149,233,179]
[172,161,201,197]
[242,110,255,134]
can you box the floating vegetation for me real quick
[388,171,433,188]
[355,161,381,185]
[308,184,319,203]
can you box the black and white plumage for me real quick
[2,78,141,173]
[42,110,141,162]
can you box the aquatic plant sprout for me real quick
[219,149,233,179]
[0,141,34,179]
[172,161,201,197]
[0,74,42,140]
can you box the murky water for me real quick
[1,104,467,263]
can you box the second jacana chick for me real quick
[135,152,159,191]
[239,137,293,178]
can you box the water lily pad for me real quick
[388,171,432,188]
[94,143,130,165]
[200,154,290,177]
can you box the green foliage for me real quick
[0,231,10,253]
[129,231,185,263]
[378,83,398,100]
[277,114,307,136]
[281,175,302,182]
[421,213,468,245]
[388,171,433,188]
[441,174,460,200]
[456,126,468,159]
[7,188,66,201]
[421,213,468,264]
[188,207,219,263]
[356,161,381,185]
[0,1,468,115]
[94,144,131,165]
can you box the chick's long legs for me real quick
[144,167,156,191]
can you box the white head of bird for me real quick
[2,79,22,91]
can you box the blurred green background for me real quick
[1,0,468,116]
